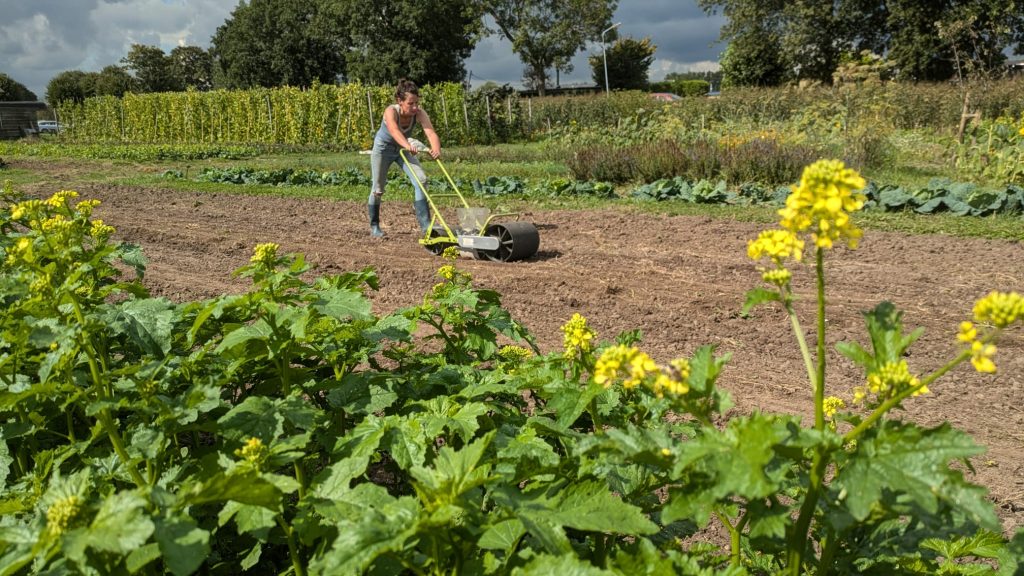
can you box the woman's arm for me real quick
[417,110,442,159]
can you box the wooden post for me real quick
[485,95,492,130]
[957,91,980,144]
[441,93,449,130]
[367,91,375,134]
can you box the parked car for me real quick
[37,120,62,134]
[649,92,682,102]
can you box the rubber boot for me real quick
[413,199,432,233]
[368,202,385,237]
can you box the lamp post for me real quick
[602,21,621,95]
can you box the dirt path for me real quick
[17,161,1024,533]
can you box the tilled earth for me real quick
[16,159,1024,534]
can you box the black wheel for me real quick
[480,222,540,262]
[424,226,456,255]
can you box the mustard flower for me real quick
[761,268,792,287]
[823,396,846,418]
[498,345,532,373]
[972,291,1023,329]
[778,159,866,250]
[498,345,533,363]
[89,219,115,238]
[235,437,270,469]
[561,313,595,360]
[5,237,34,265]
[747,228,804,264]
[438,264,457,281]
[40,215,73,235]
[957,321,978,343]
[75,199,101,217]
[9,199,43,221]
[970,340,997,374]
[46,495,85,535]
[855,360,926,402]
[442,246,460,261]
[651,358,690,397]
[45,190,78,209]
[593,344,657,390]
[250,242,280,267]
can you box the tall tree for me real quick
[482,0,617,96]
[719,26,789,87]
[588,36,656,90]
[340,0,483,85]
[122,44,182,92]
[699,0,1024,84]
[93,65,136,97]
[0,73,38,101]
[210,0,347,89]
[170,46,214,91]
[45,71,96,104]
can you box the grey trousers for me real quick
[369,140,427,202]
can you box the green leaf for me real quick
[512,552,616,575]
[311,456,372,500]
[126,542,162,574]
[117,242,148,279]
[106,298,176,357]
[312,287,373,321]
[741,287,781,316]
[183,470,283,511]
[217,396,285,442]
[478,518,526,552]
[65,490,154,560]
[501,480,658,539]
[154,515,211,576]
[216,319,273,353]
[833,421,996,530]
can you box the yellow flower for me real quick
[89,219,115,238]
[498,345,532,363]
[45,190,79,208]
[761,268,792,287]
[593,344,657,390]
[438,264,457,281]
[660,447,672,456]
[46,495,85,535]
[970,340,997,373]
[747,228,804,264]
[823,396,846,418]
[235,437,270,469]
[250,242,280,267]
[9,199,43,220]
[75,199,101,217]
[957,321,977,343]
[561,313,595,360]
[972,291,1023,329]
[442,246,460,261]
[778,159,866,250]
[651,358,690,397]
[5,237,34,265]
[858,360,926,402]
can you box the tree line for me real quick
[29,0,620,104]
[699,0,1024,87]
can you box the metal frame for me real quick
[399,149,519,251]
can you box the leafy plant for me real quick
[1,168,1021,575]
[470,176,526,196]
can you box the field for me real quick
[11,154,1023,539]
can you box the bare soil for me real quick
[16,159,1024,534]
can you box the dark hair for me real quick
[395,79,419,102]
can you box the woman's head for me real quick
[395,79,419,103]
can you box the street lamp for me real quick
[602,22,621,95]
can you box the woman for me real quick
[368,79,442,237]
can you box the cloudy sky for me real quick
[0,0,726,101]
